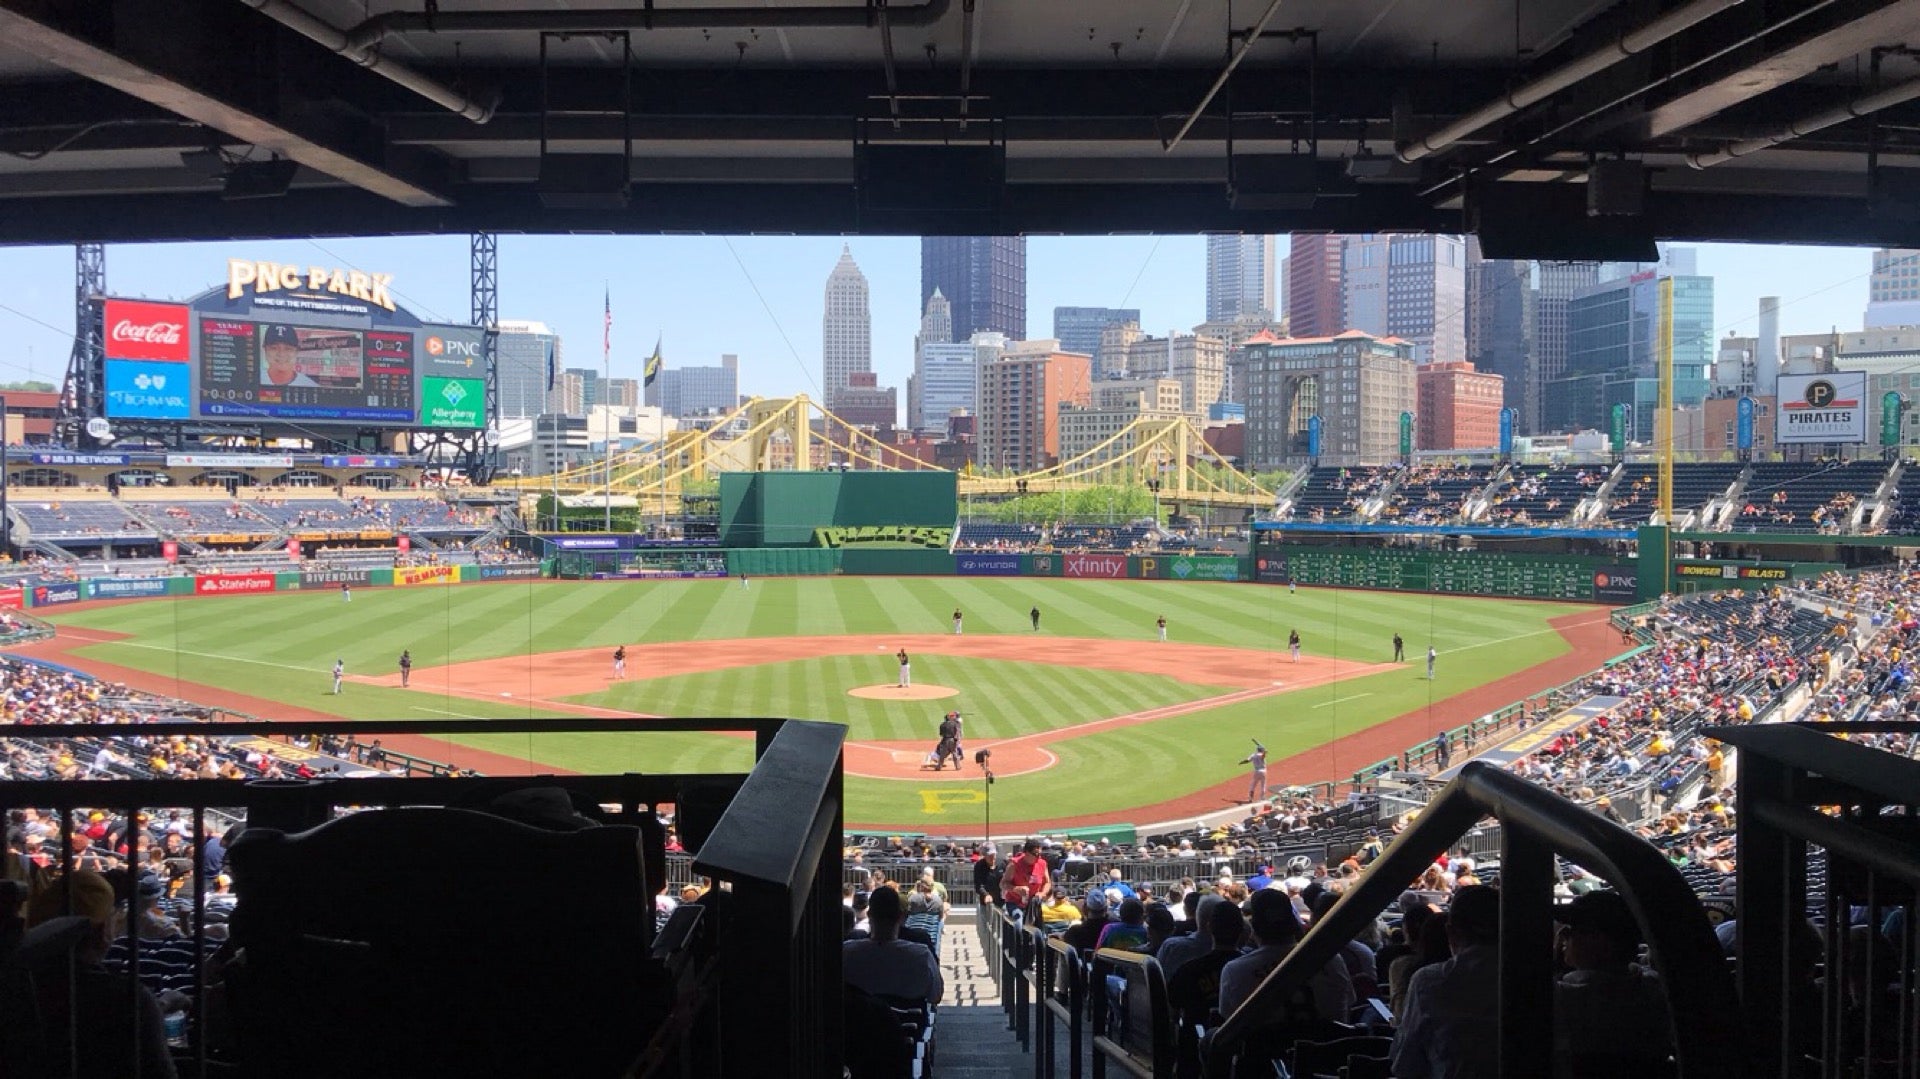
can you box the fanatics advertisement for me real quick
[30,581,82,607]
[954,553,1024,576]
[1776,372,1868,445]
[194,573,276,596]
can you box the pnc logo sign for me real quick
[425,335,480,365]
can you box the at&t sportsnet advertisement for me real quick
[94,257,490,431]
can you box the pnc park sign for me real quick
[227,258,396,311]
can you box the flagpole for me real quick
[604,284,613,533]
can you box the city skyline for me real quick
[0,236,1884,423]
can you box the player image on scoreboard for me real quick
[258,324,362,392]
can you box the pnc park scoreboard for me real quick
[92,258,489,434]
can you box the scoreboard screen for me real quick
[198,319,416,423]
[1255,537,1607,602]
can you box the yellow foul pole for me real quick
[1657,278,1675,525]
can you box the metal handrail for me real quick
[1204,761,1740,1078]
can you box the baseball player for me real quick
[1030,606,1041,631]
[340,581,351,603]
[398,649,412,688]
[1289,630,1301,663]
[1156,615,1167,642]
[1242,740,1269,801]
[897,648,911,689]
[613,645,627,680]
[1427,645,1438,680]
[952,608,963,635]
[331,659,344,695]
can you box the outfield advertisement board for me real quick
[1061,553,1128,579]
[475,563,543,580]
[88,577,174,600]
[1152,554,1242,582]
[29,581,81,607]
[395,565,459,587]
[195,573,275,596]
[955,553,1023,576]
[301,567,376,588]
[1592,566,1640,604]
[1253,554,1291,583]
[0,587,23,610]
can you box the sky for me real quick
[0,235,1883,402]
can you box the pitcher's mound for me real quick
[848,684,958,700]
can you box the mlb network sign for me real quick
[1777,372,1868,445]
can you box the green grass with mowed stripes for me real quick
[43,576,1591,827]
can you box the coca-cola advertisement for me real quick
[102,299,190,362]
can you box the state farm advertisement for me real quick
[194,573,275,596]
[1061,553,1128,579]
[102,299,190,362]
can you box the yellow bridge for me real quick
[496,395,1274,512]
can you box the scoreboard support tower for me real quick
[416,232,500,484]
[58,242,106,448]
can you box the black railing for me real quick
[1714,721,1920,1079]
[0,715,843,1079]
[1204,760,1743,1078]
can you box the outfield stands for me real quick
[953,520,1044,551]
[13,500,154,540]
[1735,460,1887,533]
[1377,465,1494,526]
[1284,465,1393,522]
[1481,464,1603,526]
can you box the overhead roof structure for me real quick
[0,0,1916,253]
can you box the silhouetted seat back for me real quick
[226,807,671,1079]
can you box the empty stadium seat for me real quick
[225,806,674,1079]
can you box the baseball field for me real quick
[27,576,1617,831]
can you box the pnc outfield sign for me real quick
[227,258,396,311]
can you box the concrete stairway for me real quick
[930,909,1035,1077]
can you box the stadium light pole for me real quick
[0,393,9,558]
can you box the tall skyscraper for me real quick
[922,236,1026,341]
[1866,248,1920,328]
[1533,261,1603,434]
[495,320,560,420]
[976,344,1090,471]
[1547,268,1714,439]
[1052,306,1141,359]
[1467,258,1535,428]
[1286,234,1344,338]
[647,353,739,417]
[909,289,953,430]
[1340,234,1467,366]
[1205,234,1278,323]
[822,245,871,409]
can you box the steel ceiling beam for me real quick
[0,0,455,208]
[1620,0,1920,141]
[1395,0,1748,163]
[345,0,953,47]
